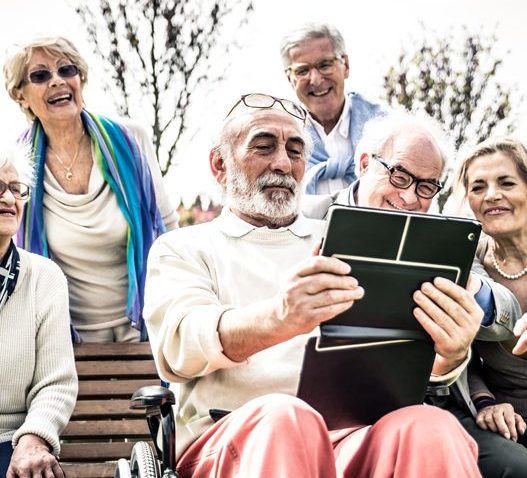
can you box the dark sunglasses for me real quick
[26,64,80,84]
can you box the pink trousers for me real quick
[176,394,481,478]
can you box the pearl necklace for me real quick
[48,131,85,181]
[490,246,527,280]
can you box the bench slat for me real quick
[78,379,159,398]
[60,463,116,478]
[61,442,136,461]
[73,343,153,360]
[62,420,150,438]
[71,400,146,419]
[76,360,158,379]
[61,342,159,474]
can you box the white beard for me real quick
[225,166,301,224]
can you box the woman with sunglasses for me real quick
[0,144,77,478]
[3,36,178,342]
[456,137,527,450]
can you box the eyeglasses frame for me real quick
[25,64,80,85]
[371,153,443,199]
[225,93,307,123]
[286,55,346,80]
[0,180,31,200]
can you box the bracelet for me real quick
[473,396,497,411]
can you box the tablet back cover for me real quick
[320,206,481,332]
[296,205,479,427]
[321,205,481,287]
[297,336,435,429]
[327,256,459,334]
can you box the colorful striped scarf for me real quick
[18,110,166,340]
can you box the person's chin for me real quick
[264,188,294,201]
[48,102,82,117]
[0,224,18,239]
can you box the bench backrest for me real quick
[60,342,159,478]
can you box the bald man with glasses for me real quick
[302,112,448,219]
[144,94,484,478]
[303,111,527,477]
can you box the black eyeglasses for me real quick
[226,93,307,123]
[26,64,80,84]
[286,55,345,80]
[0,181,30,200]
[371,154,443,199]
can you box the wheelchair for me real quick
[115,385,179,478]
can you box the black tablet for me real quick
[296,205,481,428]
[297,336,436,429]
[319,205,482,333]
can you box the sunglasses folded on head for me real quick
[226,93,307,123]
[26,64,79,84]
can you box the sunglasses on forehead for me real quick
[26,64,80,85]
[226,93,307,123]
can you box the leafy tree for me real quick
[383,27,521,210]
[75,0,253,175]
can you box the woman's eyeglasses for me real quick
[26,64,80,85]
[226,93,307,123]
[0,181,30,200]
[371,154,443,199]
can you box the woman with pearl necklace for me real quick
[457,136,527,448]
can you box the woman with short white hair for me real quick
[0,144,77,477]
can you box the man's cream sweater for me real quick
[144,209,324,457]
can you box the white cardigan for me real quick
[0,249,78,455]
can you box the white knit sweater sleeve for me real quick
[11,256,78,456]
[144,232,238,383]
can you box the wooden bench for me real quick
[60,343,160,478]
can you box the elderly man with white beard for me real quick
[143,93,482,478]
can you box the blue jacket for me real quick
[305,92,385,194]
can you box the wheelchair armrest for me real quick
[130,385,176,409]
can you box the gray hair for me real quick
[214,108,313,169]
[354,110,453,181]
[0,142,35,186]
[279,22,346,68]
[3,36,89,121]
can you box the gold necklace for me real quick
[48,131,85,181]
[490,245,527,280]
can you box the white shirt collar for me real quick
[309,94,351,139]
[216,207,314,238]
[335,179,360,206]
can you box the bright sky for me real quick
[1,0,526,207]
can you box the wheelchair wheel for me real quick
[115,458,132,478]
[130,441,161,478]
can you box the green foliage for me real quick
[76,0,253,175]
[383,27,521,211]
